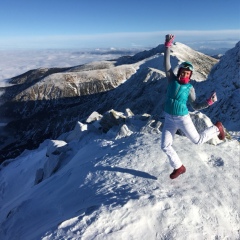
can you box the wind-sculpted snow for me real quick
[0,108,239,240]
[32,108,222,185]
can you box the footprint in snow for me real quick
[207,155,224,167]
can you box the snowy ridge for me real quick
[200,41,240,131]
[10,64,137,101]
[0,109,239,240]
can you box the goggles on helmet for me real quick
[179,61,193,71]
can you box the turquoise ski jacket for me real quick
[163,47,209,115]
[164,79,192,116]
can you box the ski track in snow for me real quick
[0,129,239,240]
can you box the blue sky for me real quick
[0,0,239,49]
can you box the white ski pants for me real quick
[161,113,220,169]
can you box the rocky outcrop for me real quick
[34,108,223,185]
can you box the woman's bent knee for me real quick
[161,143,170,153]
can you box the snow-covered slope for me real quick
[0,110,239,240]
[199,41,240,131]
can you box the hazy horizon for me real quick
[0,41,237,85]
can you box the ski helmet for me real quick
[177,61,193,78]
[179,61,193,71]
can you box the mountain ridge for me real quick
[0,41,239,162]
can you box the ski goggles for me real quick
[180,62,193,71]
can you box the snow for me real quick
[0,42,239,240]
[0,111,239,240]
[199,42,240,131]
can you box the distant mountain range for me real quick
[0,41,239,162]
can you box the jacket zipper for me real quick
[171,84,181,115]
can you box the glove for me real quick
[165,34,175,47]
[207,92,217,106]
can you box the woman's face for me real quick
[179,69,192,79]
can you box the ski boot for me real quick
[170,165,186,179]
[215,121,225,140]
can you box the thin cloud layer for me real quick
[0,49,141,83]
[0,30,239,49]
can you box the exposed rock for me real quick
[85,111,103,123]
[34,107,225,184]
[11,65,136,102]
[125,108,134,118]
[115,124,133,139]
[99,109,126,133]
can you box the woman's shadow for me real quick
[96,165,157,180]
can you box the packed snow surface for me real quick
[0,116,239,240]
